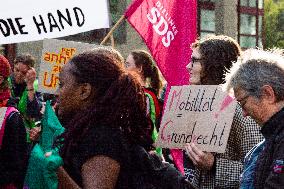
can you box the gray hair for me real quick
[224,49,284,101]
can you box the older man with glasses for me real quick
[225,49,284,189]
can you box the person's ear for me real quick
[79,83,92,100]
[261,85,276,104]
[138,65,143,73]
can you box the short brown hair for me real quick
[14,54,35,68]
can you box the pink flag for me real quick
[124,0,197,85]
[125,0,197,174]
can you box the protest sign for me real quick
[156,85,237,153]
[0,0,109,44]
[38,39,98,94]
[125,0,197,85]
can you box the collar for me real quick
[261,107,284,140]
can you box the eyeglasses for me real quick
[190,57,203,64]
[237,95,250,108]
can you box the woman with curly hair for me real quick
[183,35,263,188]
[56,48,154,188]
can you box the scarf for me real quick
[0,89,11,107]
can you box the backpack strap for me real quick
[144,89,162,155]
[144,89,161,117]
[0,107,18,149]
[145,93,157,126]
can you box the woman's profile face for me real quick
[186,47,203,85]
[125,54,141,73]
[57,63,81,122]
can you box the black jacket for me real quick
[254,108,284,188]
[0,110,28,188]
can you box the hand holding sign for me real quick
[185,143,214,171]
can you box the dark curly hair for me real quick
[58,48,153,160]
[130,50,162,96]
[192,35,241,85]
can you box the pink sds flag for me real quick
[124,0,197,86]
[125,0,197,175]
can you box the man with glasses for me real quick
[225,49,284,188]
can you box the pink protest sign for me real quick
[125,0,197,85]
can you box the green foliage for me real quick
[109,0,120,23]
[264,0,284,49]
[108,0,127,44]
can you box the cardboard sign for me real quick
[0,0,109,44]
[0,107,7,130]
[156,85,237,153]
[38,39,98,94]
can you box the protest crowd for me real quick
[1,1,284,189]
[1,35,284,189]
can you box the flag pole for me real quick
[100,15,125,45]
[110,34,115,48]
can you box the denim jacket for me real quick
[240,140,265,189]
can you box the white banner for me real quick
[0,0,110,44]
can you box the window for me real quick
[238,0,264,48]
[198,0,215,38]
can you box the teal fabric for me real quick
[40,100,64,152]
[24,144,63,189]
[24,101,64,189]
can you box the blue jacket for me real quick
[240,140,265,189]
